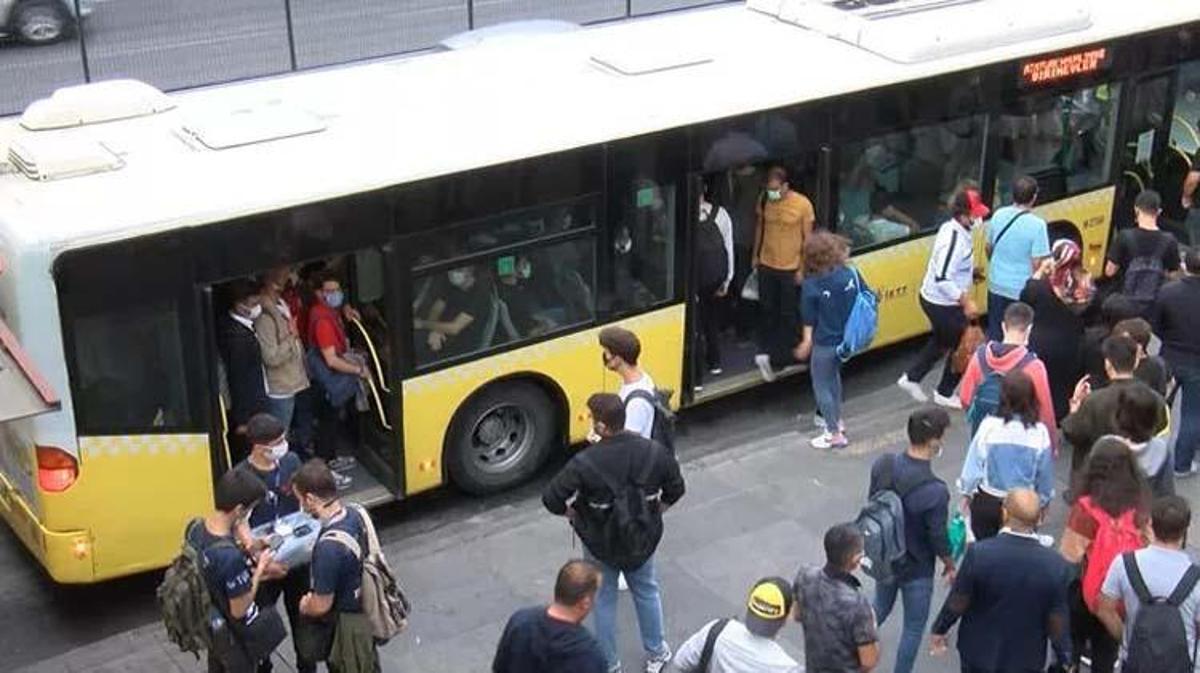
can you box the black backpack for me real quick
[576,442,665,572]
[624,388,676,454]
[855,455,937,583]
[1122,235,1172,309]
[696,205,729,291]
[1122,552,1200,673]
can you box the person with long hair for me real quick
[1059,441,1151,673]
[958,370,1055,540]
[794,231,858,450]
[1020,238,1094,420]
[1109,383,1174,497]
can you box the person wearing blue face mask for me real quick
[306,272,367,490]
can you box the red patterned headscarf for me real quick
[1050,239,1093,304]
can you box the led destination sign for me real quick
[1020,47,1111,86]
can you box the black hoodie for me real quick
[492,606,606,673]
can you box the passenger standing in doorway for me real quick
[752,166,814,382]
[897,187,988,409]
[599,327,657,441]
[1153,245,1200,478]
[236,413,314,673]
[793,231,857,450]
[219,280,270,464]
[256,269,311,446]
[306,273,368,490]
[985,176,1050,341]
[693,184,734,392]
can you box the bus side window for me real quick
[838,114,986,250]
[606,179,676,312]
[996,83,1122,203]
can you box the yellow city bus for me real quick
[1,1,1198,583]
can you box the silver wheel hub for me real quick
[470,404,532,475]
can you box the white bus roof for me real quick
[0,0,1194,252]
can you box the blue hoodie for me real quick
[493,606,606,673]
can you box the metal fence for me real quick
[2,0,731,116]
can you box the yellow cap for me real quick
[747,581,787,621]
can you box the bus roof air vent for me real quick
[747,0,1092,64]
[20,80,175,131]
[8,136,125,181]
[179,100,326,150]
[590,42,713,76]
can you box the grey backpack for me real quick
[321,504,412,643]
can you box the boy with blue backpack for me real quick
[958,301,1057,444]
[793,231,877,450]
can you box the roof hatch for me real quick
[0,314,61,423]
[591,42,712,76]
[8,135,124,181]
[20,79,175,131]
[747,0,1092,64]
[179,101,326,150]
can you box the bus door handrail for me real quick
[365,377,393,431]
[348,316,392,394]
[217,396,232,469]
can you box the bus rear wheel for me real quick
[446,381,556,495]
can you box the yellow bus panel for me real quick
[401,304,686,494]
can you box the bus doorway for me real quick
[689,154,822,401]
[206,248,403,506]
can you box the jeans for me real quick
[586,551,668,669]
[874,575,934,673]
[756,267,801,367]
[986,291,1016,342]
[264,395,296,431]
[810,344,843,430]
[1173,362,1200,472]
[906,296,968,397]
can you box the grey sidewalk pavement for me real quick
[17,379,1200,673]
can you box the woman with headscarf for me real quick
[1020,239,1095,420]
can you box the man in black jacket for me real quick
[218,279,269,463]
[493,559,607,673]
[543,393,685,673]
[930,488,1071,673]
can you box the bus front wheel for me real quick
[446,381,556,495]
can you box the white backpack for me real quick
[321,504,411,642]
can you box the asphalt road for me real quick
[0,0,713,116]
[0,339,919,670]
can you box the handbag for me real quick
[234,604,288,664]
[740,269,760,301]
[951,323,985,374]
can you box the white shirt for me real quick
[668,619,800,673]
[700,202,736,291]
[618,371,656,440]
[920,219,976,306]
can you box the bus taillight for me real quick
[36,446,78,492]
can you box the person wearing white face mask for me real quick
[219,279,271,464]
[898,186,989,409]
[414,264,494,363]
[237,413,314,673]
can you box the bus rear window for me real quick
[67,301,193,434]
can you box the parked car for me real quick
[0,0,90,46]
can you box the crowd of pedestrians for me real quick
[164,175,1200,673]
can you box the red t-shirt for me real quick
[307,303,347,355]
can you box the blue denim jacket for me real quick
[958,416,1055,507]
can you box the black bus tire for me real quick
[15,1,71,45]
[445,380,556,495]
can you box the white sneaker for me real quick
[896,374,929,403]
[709,367,723,376]
[618,573,628,591]
[332,471,353,491]
[645,646,672,673]
[754,354,776,382]
[811,431,849,450]
[933,392,963,410]
[693,385,704,393]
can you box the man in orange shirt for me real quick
[753,166,815,381]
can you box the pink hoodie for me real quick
[960,342,1058,450]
